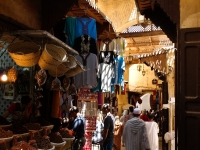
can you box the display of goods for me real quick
[38,43,67,70]
[11,141,37,150]
[37,117,52,127]
[35,99,42,108]
[8,41,41,67]
[65,60,84,77]
[34,135,53,149]
[85,117,96,131]
[0,128,13,138]
[68,84,77,95]
[45,76,53,89]
[85,132,93,139]
[0,140,7,150]
[28,140,38,149]
[0,116,11,125]
[7,66,18,82]
[24,123,41,131]
[35,91,43,101]
[48,132,64,143]
[35,68,47,90]
[59,128,73,138]
[48,55,77,78]
[51,77,62,91]
[8,122,29,134]
[62,77,71,91]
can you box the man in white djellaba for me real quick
[122,108,150,150]
[145,113,159,150]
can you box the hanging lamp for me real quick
[142,64,146,76]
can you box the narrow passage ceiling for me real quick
[67,0,173,56]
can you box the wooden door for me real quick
[177,28,200,150]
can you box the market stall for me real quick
[0,30,81,150]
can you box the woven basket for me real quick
[8,42,41,67]
[38,43,67,70]
[48,65,68,77]
[48,55,77,77]
[65,60,85,77]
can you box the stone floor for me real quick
[92,136,162,150]
[121,136,162,150]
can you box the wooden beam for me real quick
[119,30,165,38]
[77,0,104,24]
[41,0,76,30]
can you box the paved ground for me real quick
[121,136,162,150]
[92,136,162,150]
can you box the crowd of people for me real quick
[91,105,159,150]
[2,95,159,150]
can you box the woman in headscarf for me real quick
[119,109,128,124]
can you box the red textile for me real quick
[140,114,149,121]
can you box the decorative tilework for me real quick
[0,47,24,116]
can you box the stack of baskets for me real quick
[8,42,84,78]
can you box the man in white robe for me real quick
[145,113,159,150]
[123,108,150,150]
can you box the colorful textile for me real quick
[111,55,125,92]
[75,17,97,41]
[64,16,76,47]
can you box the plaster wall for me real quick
[129,64,161,91]
[0,0,41,29]
[180,0,200,28]
[117,63,130,115]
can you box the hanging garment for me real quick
[97,63,114,92]
[73,35,98,55]
[99,40,106,51]
[99,51,115,64]
[75,17,97,41]
[64,16,76,47]
[51,91,61,118]
[98,92,103,105]
[111,55,125,93]
[74,53,98,88]
[112,37,126,56]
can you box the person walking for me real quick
[102,103,115,150]
[123,108,150,150]
[92,115,104,150]
[145,113,159,150]
[128,106,134,119]
[68,106,86,150]
[113,116,123,150]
